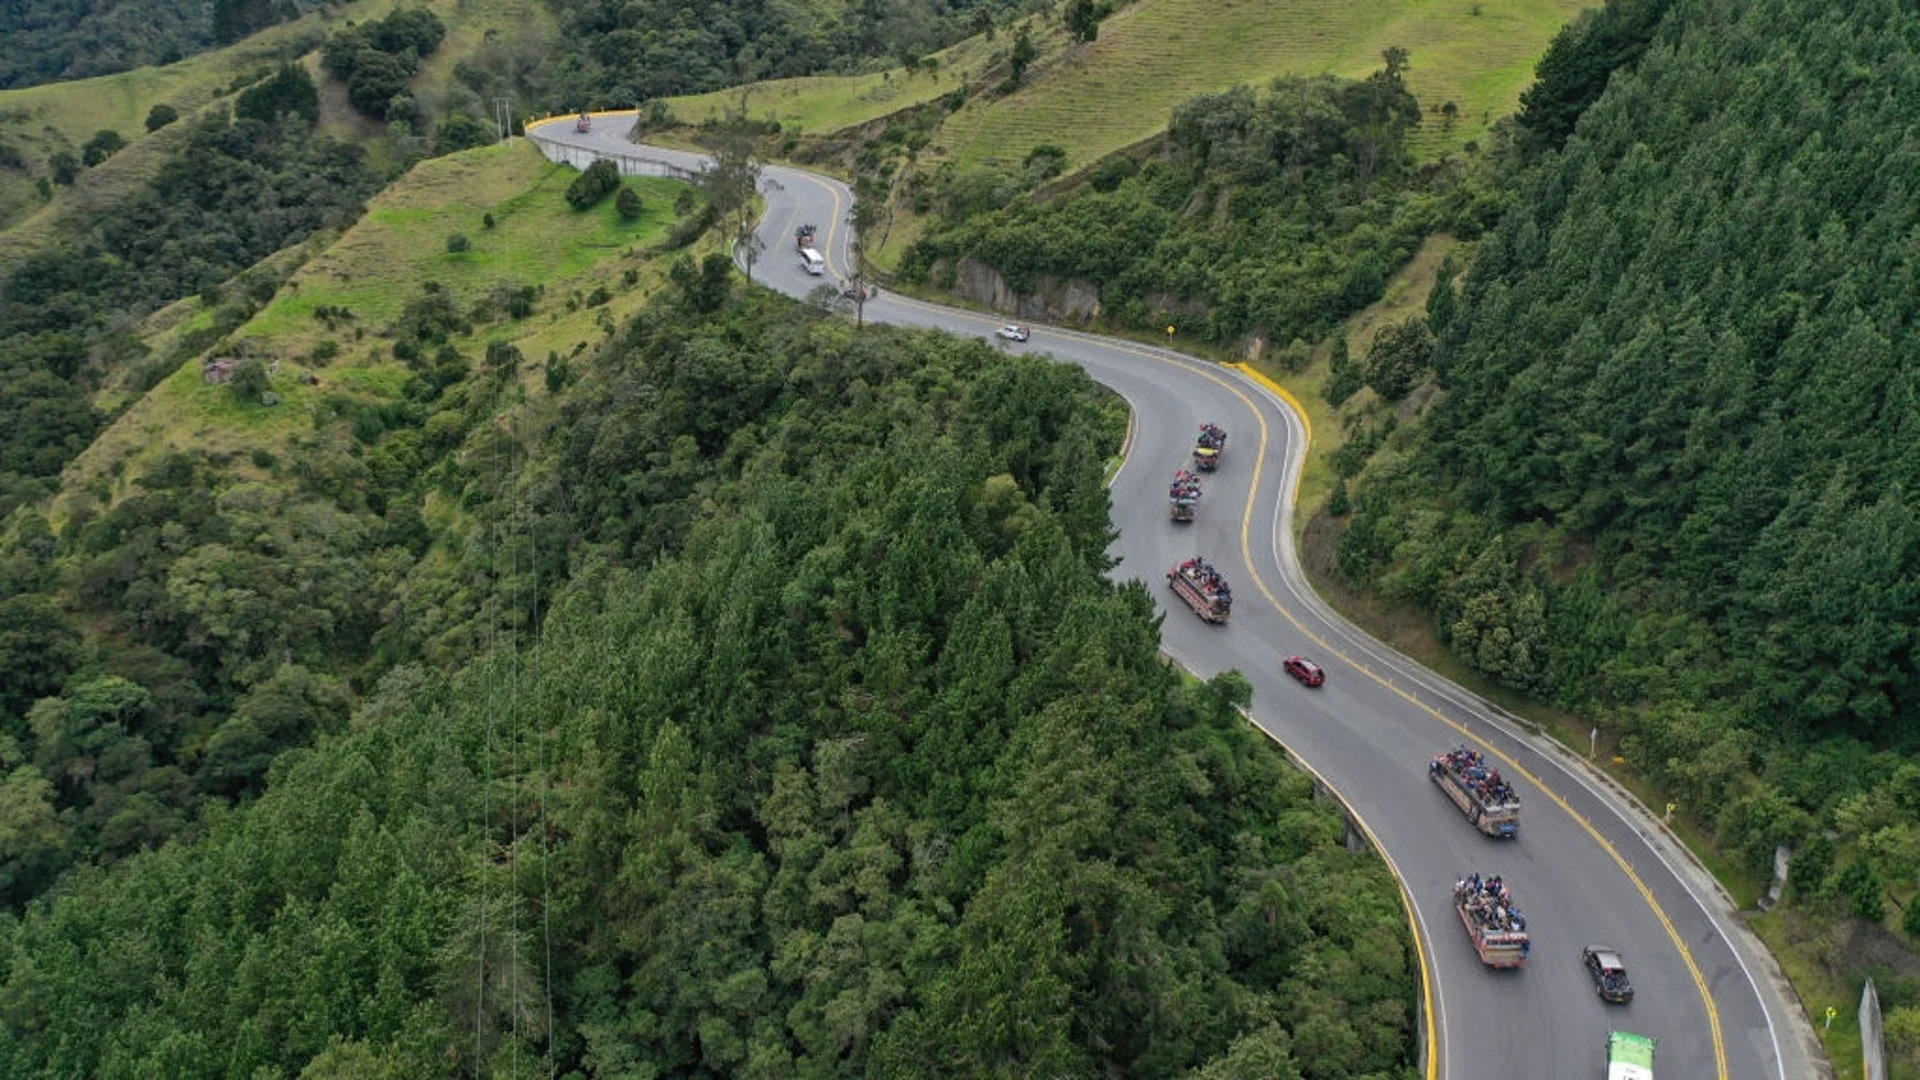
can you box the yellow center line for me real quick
[877,295,1443,1078]
[881,294,1730,1080]
[600,145,1728,1078]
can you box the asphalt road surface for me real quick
[531,114,1803,1080]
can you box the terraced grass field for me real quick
[938,0,1585,173]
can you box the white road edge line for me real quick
[1230,366,1787,1080]
[536,120,1791,1079]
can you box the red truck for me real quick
[1430,746,1521,837]
[1454,873,1529,968]
[1167,557,1232,623]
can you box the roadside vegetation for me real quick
[899,53,1506,350]
[1302,0,1920,1071]
[0,289,1416,1080]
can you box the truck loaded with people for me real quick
[1454,872,1530,968]
[1167,557,1232,623]
[1193,422,1227,472]
[1430,746,1521,837]
[797,224,827,275]
[1169,469,1201,522]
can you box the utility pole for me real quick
[493,96,515,143]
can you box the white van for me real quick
[800,247,826,275]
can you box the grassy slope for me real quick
[937,0,1584,172]
[665,33,1000,133]
[0,0,554,235]
[55,139,693,516]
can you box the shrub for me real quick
[566,159,621,210]
[616,185,643,221]
[48,151,79,185]
[235,63,319,124]
[446,233,471,253]
[1023,143,1067,184]
[81,130,125,167]
[433,114,495,156]
[482,212,496,229]
[1838,859,1887,922]
[346,51,413,119]
[1364,317,1434,402]
[229,358,270,402]
[145,104,180,132]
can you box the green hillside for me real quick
[666,0,1582,175]
[665,33,999,134]
[0,289,1416,1080]
[936,0,1585,172]
[63,138,690,509]
[0,0,553,234]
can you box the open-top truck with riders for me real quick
[1431,745,1521,837]
[1169,470,1201,522]
[575,112,592,133]
[1453,872,1529,968]
[796,224,826,275]
[1167,557,1232,623]
[1193,422,1227,472]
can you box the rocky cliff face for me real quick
[949,257,1102,323]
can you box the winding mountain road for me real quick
[531,115,1810,1080]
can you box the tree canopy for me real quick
[1338,0,1920,894]
[0,293,1415,1079]
[900,58,1488,347]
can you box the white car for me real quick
[995,324,1032,342]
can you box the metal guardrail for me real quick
[525,134,702,182]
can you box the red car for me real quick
[1282,656,1325,687]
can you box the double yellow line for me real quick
[1227,361,1727,1080]
[708,161,1733,1080]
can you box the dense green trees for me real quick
[234,61,320,124]
[323,8,447,123]
[0,294,1414,1078]
[539,0,1003,109]
[0,0,304,89]
[0,108,379,519]
[1515,0,1672,154]
[903,57,1476,347]
[1337,0,1920,901]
